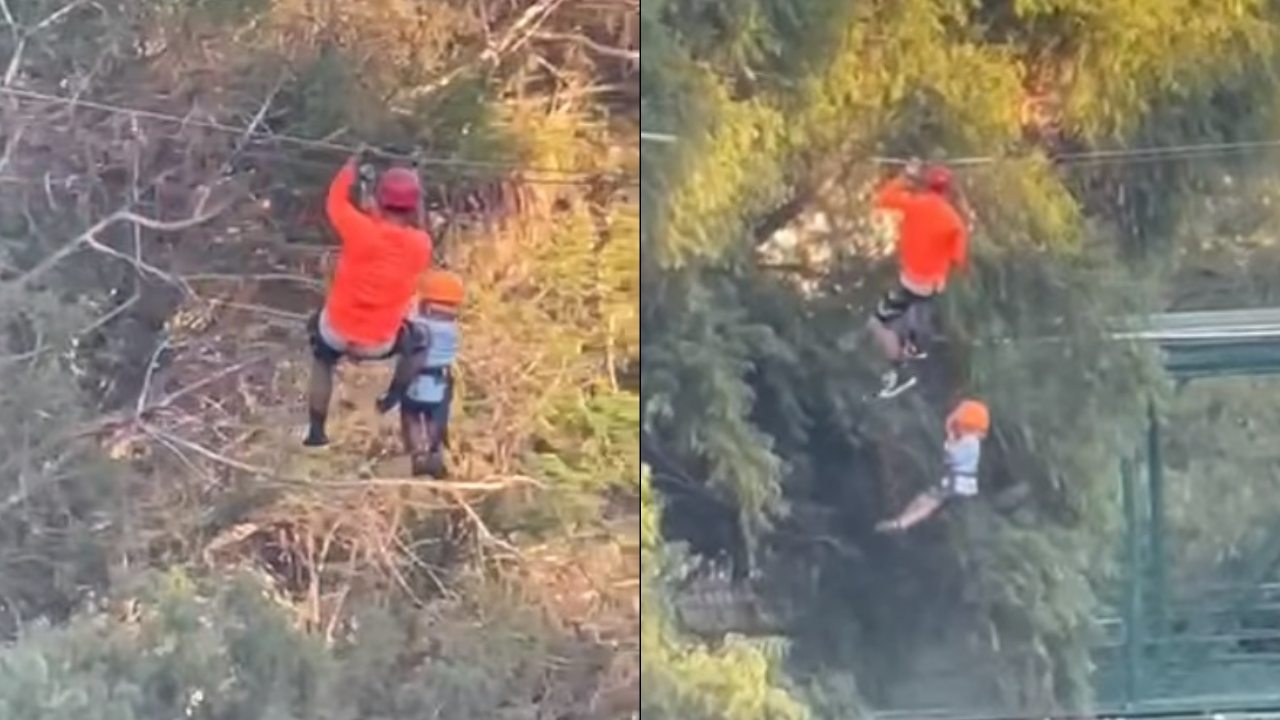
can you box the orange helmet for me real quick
[948,399,990,436]
[418,269,465,306]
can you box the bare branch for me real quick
[114,205,232,232]
[151,355,271,412]
[219,73,287,176]
[533,31,638,61]
[0,341,43,367]
[134,339,171,418]
[185,272,325,289]
[0,200,232,301]
[75,291,138,336]
[30,0,87,32]
[0,0,17,88]
[401,0,567,103]
[2,0,89,86]
[137,425,543,494]
[0,121,24,173]
[205,299,309,322]
[449,488,522,556]
[3,35,24,87]
[79,233,186,291]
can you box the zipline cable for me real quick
[872,136,1280,169]
[0,85,638,184]
[641,131,677,143]
[873,701,1280,720]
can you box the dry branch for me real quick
[401,0,567,103]
[1,0,91,86]
[140,423,539,493]
[533,31,638,61]
[0,201,233,299]
[134,338,172,418]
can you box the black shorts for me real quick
[874,282,933,325]
[402,368,454,428]
[928,474,979,501]
[402,397,450,426]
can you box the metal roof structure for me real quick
[1123,308,1280,378]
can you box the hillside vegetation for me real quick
[0,0,639,717]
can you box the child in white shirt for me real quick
[876,399,989,533]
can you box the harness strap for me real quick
[418,365,451,379]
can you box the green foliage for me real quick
[0,570,605,720]
[1160,377,1280,588]
[0,283,123,631]
[641,468,812,720]
[958,507,1102,709]
[0,0,642,715]
[0,571,330,720]
[526,391,640,529]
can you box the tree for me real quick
[641,0,1280,713]
[0,0,643,715]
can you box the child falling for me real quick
[875,399,990,533]
[376,269,464,478]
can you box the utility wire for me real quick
[0,85,637,184]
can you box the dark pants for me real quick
[873,282,935,355]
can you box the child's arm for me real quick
[377,324,432,413]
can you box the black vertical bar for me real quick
[1122,456,1144,706]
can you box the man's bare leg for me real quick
[868,316,903,362]
[305,357,336,447]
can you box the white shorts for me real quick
[317,308,397,359]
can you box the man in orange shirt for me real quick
[869,159,968,398]
[303,151,434,447]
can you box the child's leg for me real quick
[424,398,450,478]
[431,379,453,452]
[876,491,945,533]
[377,325,419,413]
[400,405,432,476]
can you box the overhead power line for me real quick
[0,85,637,185]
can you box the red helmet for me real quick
[925,165,952,193]
[375,167,421,211]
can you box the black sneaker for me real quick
[425,450,447,479]
[302,427,330,448]
[877,368,917,398]
[410,452,432,477]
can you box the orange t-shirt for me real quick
[324,163,433,346]
[874,178,968,289]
